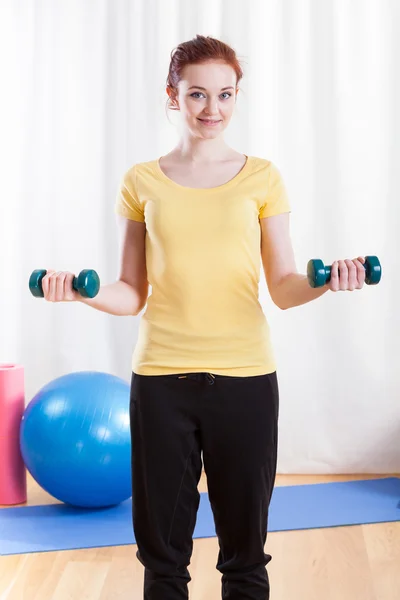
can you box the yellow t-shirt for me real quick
[114,155,291,377]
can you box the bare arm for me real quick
[260,213,328,310]
[79,216,148,316]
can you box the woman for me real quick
[42,35,367,600]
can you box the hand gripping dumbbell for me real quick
[29,269,100,298]
[307,255,382,288]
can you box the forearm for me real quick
[274,273,329,310]
[78,280,145,316]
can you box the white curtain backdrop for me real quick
[1,0,399,473]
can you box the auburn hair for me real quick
[166,34,245,111]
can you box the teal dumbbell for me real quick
[307,256,382,288]
[29,269,100,298]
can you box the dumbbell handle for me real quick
[29,269,100,298]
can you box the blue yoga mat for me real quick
[0,477,399,555]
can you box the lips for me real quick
[198,118,222,124]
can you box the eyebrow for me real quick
[187,86,234,91]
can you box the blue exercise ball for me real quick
[20,371,131,508]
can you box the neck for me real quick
[174,135,232,164]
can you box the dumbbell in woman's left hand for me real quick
[328,257,366,292]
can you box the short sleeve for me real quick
[114,165,145,223]
[259,162,291,219]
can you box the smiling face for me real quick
[168,60,239,139]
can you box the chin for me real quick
[198,123,225,133]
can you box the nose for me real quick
[204,97,219,116]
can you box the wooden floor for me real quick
[1,472,399,600]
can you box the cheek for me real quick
[182,101,198,117]
[221,107,234,119]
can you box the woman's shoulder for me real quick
[120,159,159,180]
[248,155,277,177]
[250,156,286,176]
[250,155,274,168]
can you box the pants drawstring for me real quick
[205,373,215,385]
[178,373,215,385]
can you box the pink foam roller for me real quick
[0,364,27,505]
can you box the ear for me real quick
[166,86,179,110]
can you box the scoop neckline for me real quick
[154,154,252,192]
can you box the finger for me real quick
[330,260,340,292]
[338,260,348,291]
[48,271,61,301]
[55,272,68,301]
[345,259,357,291]
[354,258,366,288]
[42,270,55,299]
[65,273,76,298]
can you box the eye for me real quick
[190,92,232,99]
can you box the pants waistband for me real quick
[177,373,216,385]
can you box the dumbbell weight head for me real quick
[75,269,100,298]
[29,270,47,298]
[364,255,382,285]
[29,269,100,298]
[307,256,382,288]
[307,259,326,288]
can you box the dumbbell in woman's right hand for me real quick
[29,269,100,300]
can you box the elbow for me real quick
[270,273,296,311]
[126,281,148,316]
[133,293,148,316]
[271,292,289,310]
[270,290,287,311]
[132,302,146,316]
[271,296,287,310]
